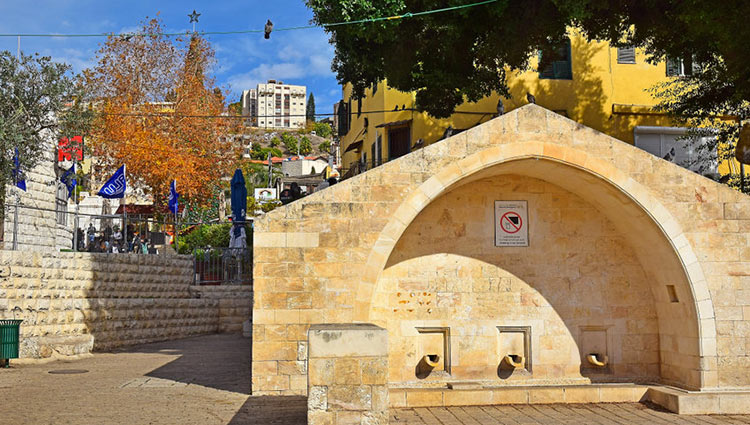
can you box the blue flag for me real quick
[168,179,179,215]
[98,165,127,199]
[60,164,77,199]
[12,148,26,192]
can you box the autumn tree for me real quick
[85,18,237,209]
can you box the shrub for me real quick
[312,121,332,138]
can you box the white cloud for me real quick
[309,54,333,76]
[46,47,96,72]
[228,62,304,91]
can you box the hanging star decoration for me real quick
[188,10,201,24]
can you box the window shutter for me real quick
[553,61,572,79]
[337,101,349,136]
[347,100,352,132]
[683,56,693,76]
[539,39,572,79]
[666,57,680,76]
[691,55,701,75]
[617,47,636,64]
[376,135,383,164]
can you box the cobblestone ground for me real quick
[1,334,749,424]
[391,404,750,424]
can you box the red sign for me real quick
[500,211,523,234]
[58,136,84,162]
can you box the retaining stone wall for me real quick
[0,250,252,358]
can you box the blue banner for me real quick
[98,165,126,199]
[168,180,179,215]
[60,164,76,198]
[13,148,26,192]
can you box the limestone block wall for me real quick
[252,104,750,395]
[190,285,254,333]
[3,138,73,252]
[374,175,660,386]
[307,324,389,425]
[0,250,252,358]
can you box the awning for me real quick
[343,140,364,153]
[375,119,412,128]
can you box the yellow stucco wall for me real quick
[340,32,689,174]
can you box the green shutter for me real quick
[691,55,701,75]
[539,39,572,80]
[666,57,680,76]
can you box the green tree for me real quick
[0,51,81,233]
[250,145,282,160]
[318,139,331,154]
[307,0,750,118]
[313,121,333,138]
[269,137,280,148]
[228,101,242,115]
[306,92,316,122]
[299,136,313,155]
[281,132,298,153]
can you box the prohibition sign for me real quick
[500,211,522,234]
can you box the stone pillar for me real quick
[308,324,389,425]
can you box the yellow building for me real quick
[338,32,723,178]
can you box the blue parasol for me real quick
[230,169,247,223]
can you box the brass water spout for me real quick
[587,353,609,367]
[416,353,441,377]
[423,354,440,368]
[503,354,525,369]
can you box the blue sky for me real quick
[0,0,341,114]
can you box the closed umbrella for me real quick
[230,169,247,223]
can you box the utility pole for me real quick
[72,144,80,251]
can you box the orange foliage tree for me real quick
[84,17,238,209]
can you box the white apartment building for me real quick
[242,80,306,129]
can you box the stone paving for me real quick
[1,334,749,424]
[391,404,750,424]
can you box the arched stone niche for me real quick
[365,155,709,390]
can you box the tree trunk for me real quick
[0,181,7,250]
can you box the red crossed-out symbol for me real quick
[500,211,522,234]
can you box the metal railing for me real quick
[340,157,389,180]
[193,247,252,286]
[2,203,190,254]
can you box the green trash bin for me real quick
[0,319,22,368]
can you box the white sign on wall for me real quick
[495,200,529,247]
[254,188,277,202]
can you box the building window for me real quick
[388,125,411,160]
[56,184,68,226]
[538,38,573,80]
[634,126,716,175]
[337,100,350,136]
[617,47,636,64]
[667,56,699,77]
[357,97,362,118]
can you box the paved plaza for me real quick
[0,334,749,424]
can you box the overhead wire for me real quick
[0,0,498,38]
[94,108,499,119]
